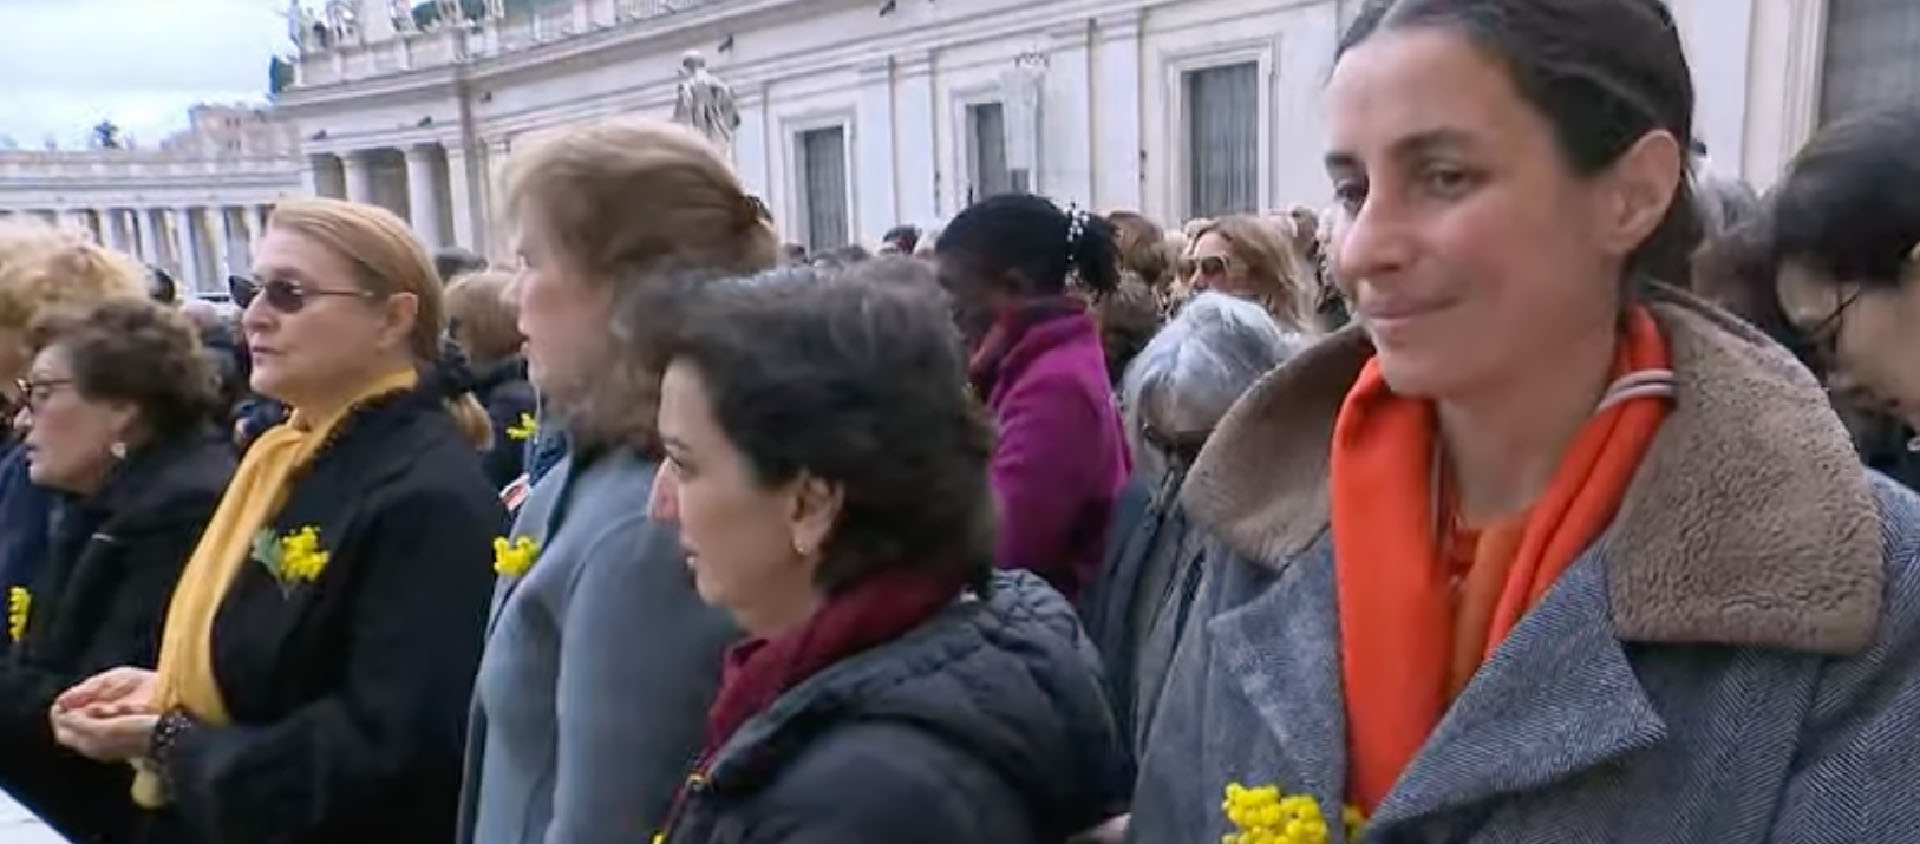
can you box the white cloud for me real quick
[0,0,293,147]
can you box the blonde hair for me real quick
[1191,215,1315,332]
[444,271,522,364]
[265,199,492,449]
[0,219,147,336]
[504,117,781,449]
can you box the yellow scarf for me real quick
[131,368,419,808]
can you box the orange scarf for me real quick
[1330,306,1671,813]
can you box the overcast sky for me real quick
[0,0,304,148]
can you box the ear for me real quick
[1595,130,1684,263]
[379,291,421,353]
[786,472,844,563]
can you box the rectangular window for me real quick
[1820,0,1920,123]
[966,102,1011,205]
[798,126,850,253]
[1185,62,1260,219]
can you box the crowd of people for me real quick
[1,0,1918,842]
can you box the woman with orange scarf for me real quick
[1124,1,1920,842]
[46,199,501,843]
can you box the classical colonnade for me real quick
[0,204,278,298]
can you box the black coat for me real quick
[473,357,536,490]
[0,432,234,843]
[662,571,1130,844]
[142,387,502,844]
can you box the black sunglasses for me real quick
[235,277,374,314]
[1192,255,1231,277]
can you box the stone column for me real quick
[444,143,477,250]
[63,209,95,242]
[132,207,155,263]
[215,206,238,277]
[301,154,325,197]
[342,151,376,204]
[239,203,262,271]
[174,207,204,295]
[102,209,130,254]
[855,58,897,246]
[405,144,445,248]
[1093,11,1145,211]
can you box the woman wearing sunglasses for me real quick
[49,198,502,844]
[1182,216,1318,333]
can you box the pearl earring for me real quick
[109,441,127,460]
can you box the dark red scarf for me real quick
[699,567,966,763]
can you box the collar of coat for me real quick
[1182,283,1885,654]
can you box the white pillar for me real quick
[215,206,238,277]
[301,154,325,196]
[1044,23,1096,209]
[404,144,444,248]
[132,208,155,263]
[342,151,375,204]
[174,207,204,295]
[1094,11,1145,211]
[63,209,95,242]
[239,203,262,271]
[894,53,938,226]
[109,209,134,254]
[445,143,477,250]
[855,58,897,246]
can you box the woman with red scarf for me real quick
[640,267,1129,844]
[935,194,1132,602]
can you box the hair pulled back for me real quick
[936,194,1121,298]
[1342,0,1702,285]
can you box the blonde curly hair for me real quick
[0,220,148,391]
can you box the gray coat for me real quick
[459,448,739,844]
[1130,287,1920,842]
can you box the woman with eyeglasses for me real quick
[49,198,502,844]
[0,299,234,843]
[1747,107,1920,489]
[0,221,149,664]
[1180,215,1318,332]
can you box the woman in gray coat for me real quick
[1128,1,1920,841]
[458,118,775,844]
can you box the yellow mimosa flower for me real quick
[1220,782,1363,844]
[7,587,28,643]
[493,536,540,578]
[506,412,539,442]
[278,526,330,583]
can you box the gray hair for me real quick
[1120,291,1302,485]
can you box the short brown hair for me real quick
[505,118,780,285]
[1108,211,1172,288]
[506,118,780,447]
[1190,215,1314,331]
[29,299,221,440]
[444,271,522,363]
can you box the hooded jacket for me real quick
[663,571,1130,844]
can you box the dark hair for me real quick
[28,298,221,441]
[937,194,1122,298]
[882,225,922,253]
[660,269,996,595]
[1341,0,1702,285]
[1766,105,1920,289]
[147,266,177,305]
[433,247,489,284]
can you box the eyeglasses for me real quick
[236,277,374,314]
[13,378,74,412]
[1804,287,1862,370]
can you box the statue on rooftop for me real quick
[672,52,741,153]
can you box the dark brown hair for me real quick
[1342,0,1702,285]
[653,268,996,595]
[29,298,221,440]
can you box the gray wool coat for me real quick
[1129,287,1920,843]
[458,448,739,844]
